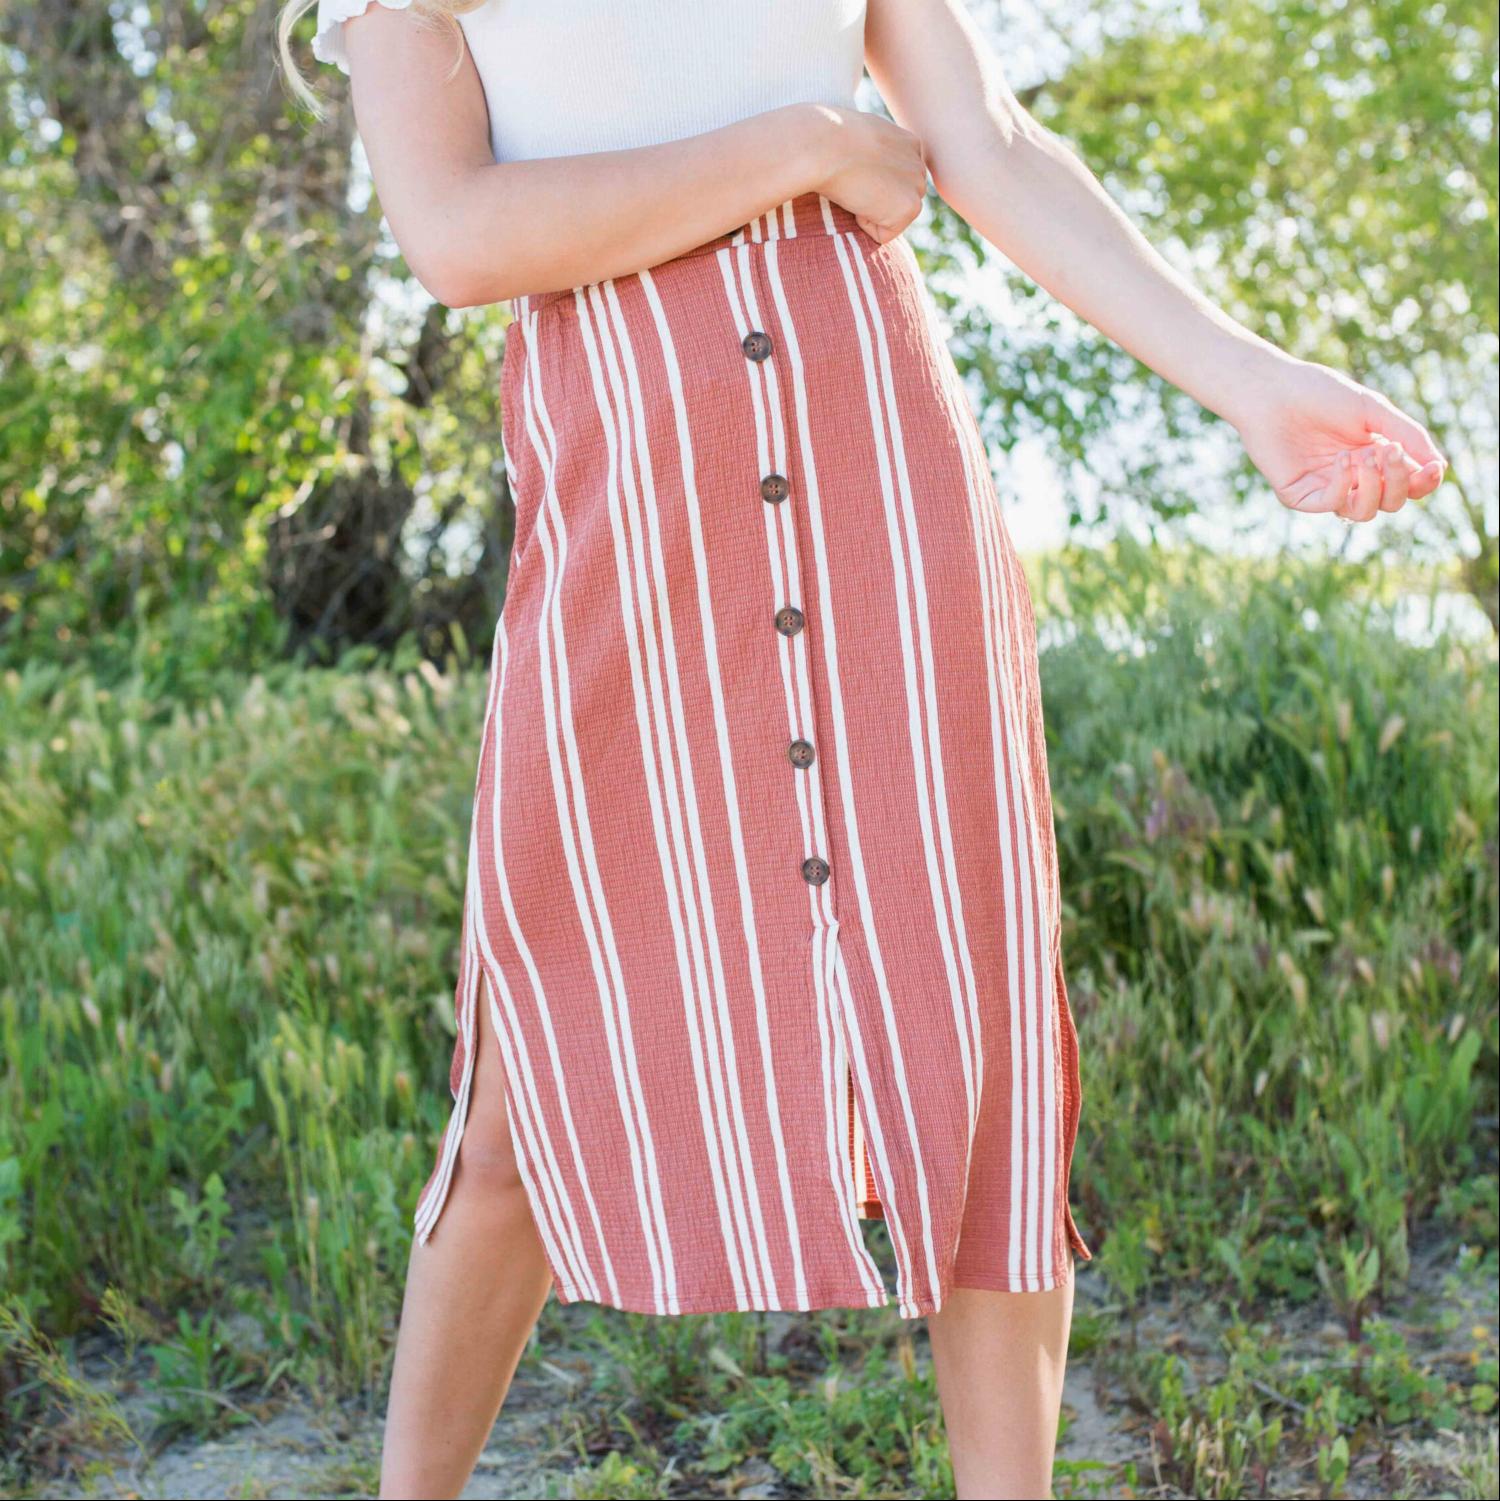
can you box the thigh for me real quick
[451,994,527,1197]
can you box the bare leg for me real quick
[926,1274,1075,1501]
[379,1008,555,1500]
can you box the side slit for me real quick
[1053,941,1093,1264]
[412,889,483,1243]
[482,980,588,1303]
[846,1062,884,1221]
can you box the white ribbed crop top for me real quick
[312,1,868,164]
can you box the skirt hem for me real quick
[537,1256,1080,1320]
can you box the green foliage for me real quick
[936,0,1498,618]
[1119,1286,1498,1500]
[1,549,1492,1454]
[0,5,513,684]
[0,1299,140,1487]
[685,1349,951,1498]
[1041,543,1498,1303]
[0,647,481,1384]
[562,1310,952,1499]
[144,1307,257,1444]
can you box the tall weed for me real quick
[1,545,1494,1398]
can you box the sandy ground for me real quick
[43,1244,1495,1500]
[52,1347,1143,1501]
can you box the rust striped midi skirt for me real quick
[415,192,1091,1318]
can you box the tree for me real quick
[929,0,1497,625]
[0,2,511,686]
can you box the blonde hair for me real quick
[276,1,488,119]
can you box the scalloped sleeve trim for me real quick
[311,0,417,75]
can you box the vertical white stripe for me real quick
[761,239,942,1313]
[833,948,926,1317]
[484,671,619,1301]
[961,402,1046,1287]
[824,955,884,1302]
[824,228,977,1306]
[850,1066,868,1203]
[592,281,774,1304]
[465,853,590,1300]
[575,281,762,1308]
[414,585,516,1244]
[818,926,887,1299]
[987,526,1048,1287]
[901,256,1030,1284]
[521,308,681,1312]
[470,602,613,1300]
[995,538,1059,1281]
[901,251,1053,1287]
[601,278,791,1306]
[637,266,829,1306]
[412,540,595,1288]
[412,892,478,1240]
[482,986,584,1299]
[837,232,982,1133]
[717,252,829,1289]
[715,246,887,1303]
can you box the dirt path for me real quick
[46,1243,1496,1500]
[55,1350,1144,1501]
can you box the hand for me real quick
[1231,359,1448,521]
[808,105,928,245]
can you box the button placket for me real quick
[740,309,832,891]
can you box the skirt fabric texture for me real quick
[414,192,1092,1318]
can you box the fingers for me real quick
[1333,436,1427,520]
[1407,458,1446,499]
[1342,447,1383,522]
[1364,431,1436,510]
[1366,388,1445,470]
[1285,456,1348,514]
[1378,442,1414,514]
[1321,453,1356,514]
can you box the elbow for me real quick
[393,172,510,308]
[413,254,497,310]
[923,104,1061,208]
[401,208,510,307]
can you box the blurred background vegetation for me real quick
[1,2,1496,1498]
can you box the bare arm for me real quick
[865,0,1445,518]
[865,0,1281,428]
[340,6,926,307]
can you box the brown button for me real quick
[774,605,805,637]
[801,856,831,885]
[760,473,790,504]
[742,330,773,362]
[787,738,816,768]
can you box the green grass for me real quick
[1040,545,1497,1310]
[2,544,1495,1496]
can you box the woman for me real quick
[282,3,1443,1497]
